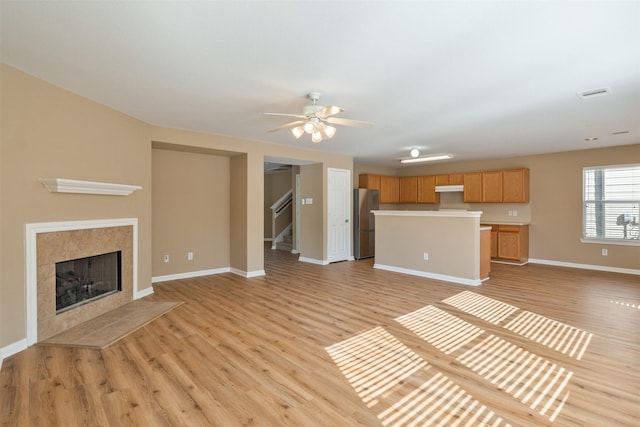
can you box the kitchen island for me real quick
[372,210,490,285]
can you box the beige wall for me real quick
[0,64,4,347]
[357,143,640,270]
[230,154,250,273]
[299,163,324,261]
[152,148,231,276]
[1,65,153,346]
[151,126,352,265]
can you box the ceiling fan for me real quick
[264,92,374,143]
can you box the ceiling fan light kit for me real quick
[266,92,373,143]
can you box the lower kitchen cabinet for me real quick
[483,224,529,264]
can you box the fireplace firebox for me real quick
[55,251,122,313]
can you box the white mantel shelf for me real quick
[39,178,142,196]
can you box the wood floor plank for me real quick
[1,244,639,426]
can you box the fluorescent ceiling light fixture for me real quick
[410,148,420,158]
[401,154,453,163]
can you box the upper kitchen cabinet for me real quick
[435,173,464,186]
[465,168,529,203]
[448,173,464,185]
[482,171,503,203]
[359,174,381,192]
[359,174,401,204]
[417,175,440,203]
[399,176,418,203]
[463,172,483,203]
[502,168,530,202]
[435,174,449,186]
[380,175,400,204]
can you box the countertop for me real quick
[372,210,482,218]
[480,221,530,226]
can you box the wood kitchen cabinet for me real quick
[449,173,464,185]
[359,173,400,203]
[463,172,483,202]
[497,224,529,263]
[435,173,464,186]
[480,228,491,279]
[435,174,449,186]
[399,176,418,203]
[417,175,440,203]
[380,175,399,203]
[502,168,530,202]
[482,224,529,264]
[487,225,498,257]
[483,171,503,202]
[359,174,381,192]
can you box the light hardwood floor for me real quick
[2,246,639,426]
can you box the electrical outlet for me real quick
[508,210,513,216]
[163,255,169,262]
[188,252,193,260]
[513,210,518,216]
[602,248,608,256]
[423,252,429,260]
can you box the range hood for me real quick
[435,184,464,193]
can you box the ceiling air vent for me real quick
[577,87,610,99]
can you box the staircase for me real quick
[275,228,293,252]
[270,190,294,253]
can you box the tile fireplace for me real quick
[25,218,139,344]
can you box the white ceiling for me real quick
[2,1,639,168]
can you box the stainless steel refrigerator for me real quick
[353,188,379,259]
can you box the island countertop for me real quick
[372,210,482,218]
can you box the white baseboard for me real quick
[135,286,154,299]
[298,256,329,265]
[374,263,482,286]
[153,267,267,282]
[291,249,300,254]
[152,267,231,283]
[231,268,266,278]
[0,338,28,367]
[528,258,640,276]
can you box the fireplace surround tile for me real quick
[36,225,134,341]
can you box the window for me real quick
[583,164,640,243]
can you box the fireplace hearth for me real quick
[56,251,122,313]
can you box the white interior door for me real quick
[327,168,351,262]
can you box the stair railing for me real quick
[270,190,293,249]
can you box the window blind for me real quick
[583,164,640,241]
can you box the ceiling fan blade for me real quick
[315,105,344,119]
[267,120,306,133]
[264,112,308,119]
[326,117,375,128]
